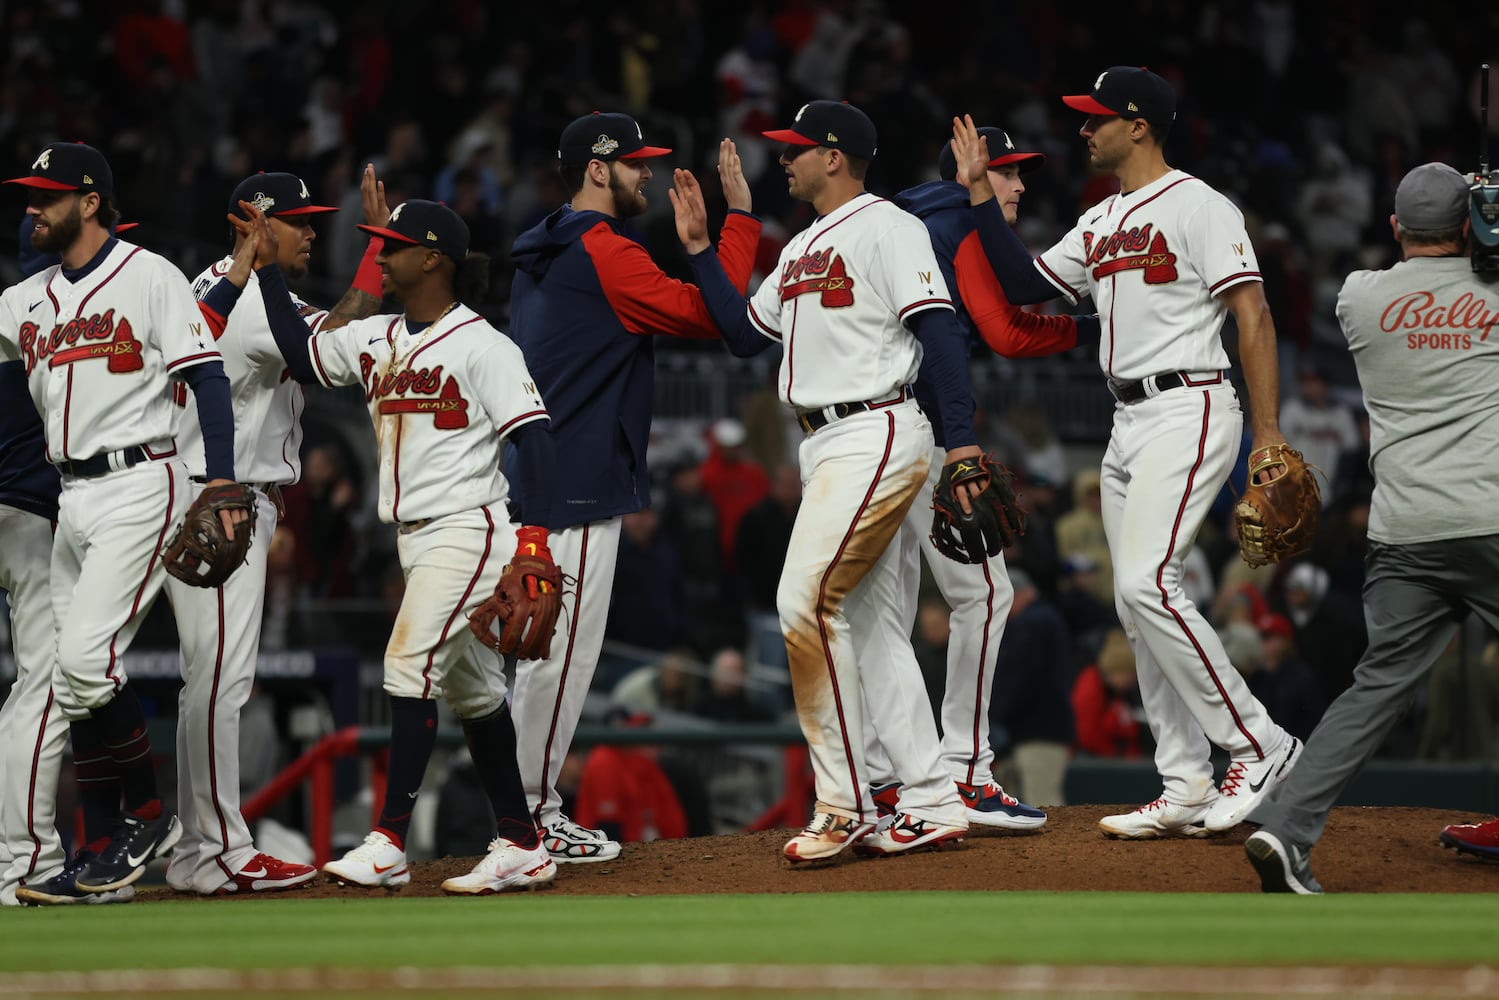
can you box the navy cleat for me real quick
[75,812,182,893]
[15,853,135,906]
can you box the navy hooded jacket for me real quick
[1,217,62,520]
[894,180,1088,446]
[508,205,760,529]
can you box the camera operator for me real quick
[1242,162,1499,893]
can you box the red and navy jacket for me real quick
[3,220,62,519]
[509,205,761,529]
[894,180,1094,446]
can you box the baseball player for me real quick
[0,142,247,902]
[0,221,68,906]
[860,126,1108,830]
[676,100,991,860]
[506,113,761,864]
[954,69,1302,838]
[1243,163,1499,892]
[161,168,393,896]
[256,199,558,894]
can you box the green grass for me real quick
[3,892,1499,972]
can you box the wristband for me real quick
[352,237,384,298]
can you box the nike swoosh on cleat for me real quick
[239,867,268,879]
[372,861,402,874]
[126,848,153,867]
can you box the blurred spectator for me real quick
[1071,628,1143,759]
[714,18,780,188]
[990,569,1075,806]
[1242,613,1326,741]
[612,647,700,715]
[738,364,799,473]
[432,130,503,217]
[1279,366,1360,504]
[1309,486,1372,598]
[1330,409,1376,506]
[1004,398,1069,488]
[1283,561,1367,704]
[1180,545,1215,612]
[1054,554,1116,668]
[660,461,742,654]
[698,418,769,572]
[260,525,308,650]
[279,443,357,598]
[734,462,800,612]
[1295,142,1372,279]
[572,714,689,846]
[1419,636,1499,762]
[1056,469,1112,606]
[693,647,773,723]
[1011,471,1061,598]
[605,508,689,656]
[114,0,195,90]
[1210,517,1278,625]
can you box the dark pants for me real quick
[1251,535,1499,847]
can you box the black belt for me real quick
[1107,371,1222,405]
[190,475,278,492]
[797,385,914,434]
[57,446,148,479]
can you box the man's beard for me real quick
[608,167,646,219]
[32,202,82,252]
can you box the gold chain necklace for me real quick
[383,301,458,383]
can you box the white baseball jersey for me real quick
[0,241,220,461]
[748,192,953,408]
[175,259,326,485]
[307,304,546,522]
[1036,169,1259,380]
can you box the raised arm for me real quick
[321,164,389,332]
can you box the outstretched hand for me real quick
[950,115,995,204]
[668,168,711,254]
[222,219,259,289]
[231,201,280,270]
[718,137,751,213]
[360,163,390,228]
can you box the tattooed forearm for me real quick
[319,288,383,331]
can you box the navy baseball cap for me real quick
[938,126,1045,181]
[357,199,469,259]
[229,172,337,220]
[558,112,672,167]
[6,141,113,196]
[764,100,878,160]
[1063,67,1177,125]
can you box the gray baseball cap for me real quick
[1394,162,1468,231]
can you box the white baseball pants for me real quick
[1100,383,1286,805]
[164,484,280,893]
[51,460,187,711]
[779,401,943,823]
[0,505,68,902]
[513,518,620,828]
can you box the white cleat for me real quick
[783,811,875,862]
[442,836,557,895]
[1204,736,1301,833]
[543,815,622,864]
[1099,797,1217,839]
[322,831,410,888]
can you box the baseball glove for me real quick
[162,483,258,588]
[1234,444,1321,568]
[930,452,1024,564]
[469,529,564,660]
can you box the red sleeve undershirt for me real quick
[954,231,1078,359]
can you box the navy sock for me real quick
[462,703,541,850]
[70,718,120,850]
[376,697,439,848]
[89,685,160,815]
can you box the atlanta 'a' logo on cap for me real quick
[794,103,809,121]
[390,204,404,222]
[592,135,619,156]
[298,178,310,199]
[32,149,51,171]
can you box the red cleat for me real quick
[214,853,319,894]
[1439,818,1499,861]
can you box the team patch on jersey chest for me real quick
[18,309,143,375]
[360,354,470,429]
[1083,225,1178,284]
[780,247,855,307]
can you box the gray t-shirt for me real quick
[1336,255,1499,544]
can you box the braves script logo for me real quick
[1381,291,1499,350]
[18,309,143,375]
[780,247,855,307]
[360,355,469,429]
[1082,225,1179,284]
